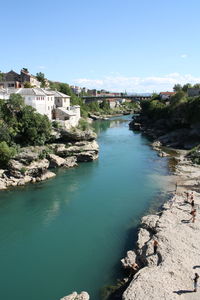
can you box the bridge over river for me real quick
[82,94,151,103]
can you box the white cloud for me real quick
[73,73,200,93]
[38,65,46,70]
[180,54,188,59]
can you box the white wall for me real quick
[24,95,53,119]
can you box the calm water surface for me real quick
[0,116,172,300]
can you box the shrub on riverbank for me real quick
[0,94,52,166]
[141,92,200,129]
[0,141,17,167]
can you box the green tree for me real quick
[0,141,16,167]
[170,91,186,105]
[0,71,3,81]
[24,81,32,88]
[19,106,52,145]
[100,100,110,110]
[36,72,46,87]
[193,83,200,89]
[173,84,182,92]
[151,93,161,100]
[182,83,192,92]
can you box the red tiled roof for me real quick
[160,92,176,95]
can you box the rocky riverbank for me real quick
[60,291,90,300]
[0,128,99,190]
[129,115,200,150]
[120,148,200,299]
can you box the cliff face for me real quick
[0,128,99,190]
[122,155,200,300]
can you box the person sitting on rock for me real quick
[131,263,139,271]
[153,240,158,254]
[129,263,139,277]
[190,209,196,223]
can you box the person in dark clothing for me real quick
[193,273,199,292]
[153,240,158,254]
[191,199,195,209]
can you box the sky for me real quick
[1,0,200,93]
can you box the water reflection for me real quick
[93,116,132,134]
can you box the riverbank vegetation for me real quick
[0,94,52,166]
[132,84,200,159]
[141,90,200,129]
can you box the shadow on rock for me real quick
[173,290,194,295]
[157,251,163,266]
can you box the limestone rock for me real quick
[61,128,97,141]
[0,169,5,178]
[122,186,200,299]
[25,159,49,176]
[36,171,56,182]
[48,154,67,168]
[60,291,89,300]
[76,151,98,162]
[65,156,78,168]
[17,176,32,186]
[55,141,99,161]
[0,179,7,190]
[121,250,137,268]
[141,214,159,233]
[14,147,43,163]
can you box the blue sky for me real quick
[1,0,200,92]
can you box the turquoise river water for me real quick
[0,116,172,300]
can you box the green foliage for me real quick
[0,94,52,147]
[52,121,60,129]
[85,101,100,112]
[187,145,200,164]
[141,99,167,120]
[182,83,192,92]
[151,93,161,100]
[36,72,46,87]
[173,84,182,92]
[193,83,200,89]
[38,148,53,159]
[170,91,186,106]
[24,81,32,88]
[122,101,139,110]
[0,142,17,167]
[78,118,90,131]
[141,88,200,131]
[19,106,52,145]
[0,71,3,81]
[100,100,110,110]
[20,167,27,175]
[173,82,200,92]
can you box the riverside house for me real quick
[0,68,41,89]
[0,88,80,128]
[159,92,176,101]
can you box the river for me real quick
[0,116,172,300]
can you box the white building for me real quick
[159,92,176,101]
[0,88,80,128]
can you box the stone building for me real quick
[187,88,200,97]
[0,88,81,128]
[0,68,41,89]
